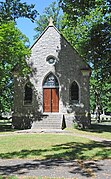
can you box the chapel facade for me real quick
[12,20,91,129]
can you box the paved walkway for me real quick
[0,130,111,178]
[0,158,111,178]
[15,129,111,142]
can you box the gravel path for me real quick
[0,129,111,142]
[15,129,111,142]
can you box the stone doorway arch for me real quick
[43,73,59,113]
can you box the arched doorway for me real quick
[43,73,59,112]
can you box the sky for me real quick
[17,0,58,46]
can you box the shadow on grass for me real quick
[0,149,47,159]
[46,140,111,160]
[80,123,111,133]
[0,124,111,177]
[0,140,111,160]
[0,129,16,133]
[0,140,111,177]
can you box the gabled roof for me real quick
[30,18,91,71]
[30,19,60,49]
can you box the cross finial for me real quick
[49,17,54,26]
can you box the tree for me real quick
[0,0,38,22]
[84,21,111,115]
[60,0,111,118]
[0,0,38,115]
[34,1,63,39]
[59,0,111,23]
[0,21,31,114]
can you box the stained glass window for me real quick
[43,73,59,87]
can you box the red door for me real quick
[52,88,59,112]
[43,88,51,112]
[43,88,59,112]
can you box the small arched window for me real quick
[43,73,59,87]
[24,82,33,105]
[70,81,79,103]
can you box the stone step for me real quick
[32,114,62,129]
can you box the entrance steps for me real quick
[31,114,63,129]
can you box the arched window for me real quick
[70,81,79,103]
[24,82,33,105]
[43,73,59,88]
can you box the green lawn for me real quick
[0,133,111,160]
[66,123,111,139]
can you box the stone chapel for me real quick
[12,20,91,129]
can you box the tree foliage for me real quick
[0,0,37,114]
[0,21,31,113]
[34,1,62,39]
[60,0,111,23]
[60,0,111,114]
[0,0,38,22]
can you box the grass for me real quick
[68,122,111,139]
[0,132,111,160]
[0,176,17,179]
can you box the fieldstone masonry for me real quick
[12,22,91,129]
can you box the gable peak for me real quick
[48,17,54,26]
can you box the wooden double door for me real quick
[43,88,59,112]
